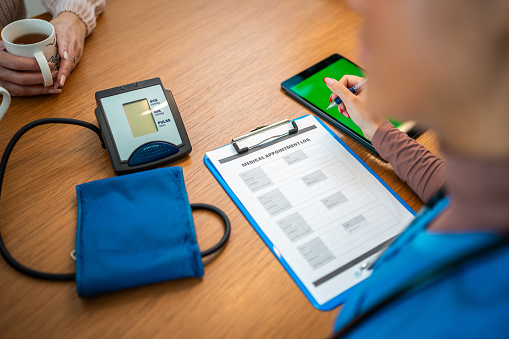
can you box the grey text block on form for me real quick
[342,215,367,233]
[239,167,274,193]
[321,191,348,210]
[283,150,309,165]
[297,238,336,270]
[257,189,293,217]
[301,170,328,187]
[276,212,313,242]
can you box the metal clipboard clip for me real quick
[232,119,299,154]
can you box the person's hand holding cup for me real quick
[0,19,61,96]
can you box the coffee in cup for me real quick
[12,33,50,45]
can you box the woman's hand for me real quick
[0,41,61,96]
[0,11,86,96]
[51,12,87,89]
[324,75,385,140]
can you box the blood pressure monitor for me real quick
[95,78,191,174]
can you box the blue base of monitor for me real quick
[128,142,179,166]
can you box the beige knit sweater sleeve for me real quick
[43,0,106,36]
[0,0,26,29]
[1,1,105,36]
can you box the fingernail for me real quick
[60,74,66,87]
[329,95,333,103]
[52,75,60,89]
[345,112,351,118]
[48,89,62,94]
[64,51,69,60]
[48,62,55,68]
[324,77,335,86]
[340,107,344,114]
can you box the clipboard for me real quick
[204,115,415,310]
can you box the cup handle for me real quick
[34,51,53,87]
[0,86,11,123]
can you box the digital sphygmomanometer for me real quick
[95,77,191,174]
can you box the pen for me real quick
[326,78,368,110]
[359,240,393,271]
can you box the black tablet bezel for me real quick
[281,54,425,155]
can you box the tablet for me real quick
[281,54,424,154]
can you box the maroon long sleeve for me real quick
[371,121,447,202]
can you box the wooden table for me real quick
[0,0,439,337]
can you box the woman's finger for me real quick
[0,81,62,96]
[0,67,57,86]
[54,31,69,88]
[0,50,49,71]
[324,77,359,107]
[338,74,366,92]
[339,103,347,115]
[57,59,73,88]
[339,106,351,118]
[56,36,79,88]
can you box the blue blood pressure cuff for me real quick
[76,167,200,296]
[0,120,229,298]
[74,167,230,297]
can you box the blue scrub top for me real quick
[333,197,509,338]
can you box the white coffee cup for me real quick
[1,19,59,87]
[0,86,11,122]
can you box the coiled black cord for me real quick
[0,118,230,281]
[191,203,231,257]
[0,118,104,281]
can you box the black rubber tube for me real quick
[191,203,231,257]
[0,119,105,281]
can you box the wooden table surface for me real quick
[0,0,439,338]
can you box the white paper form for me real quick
[205,115,415,308]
